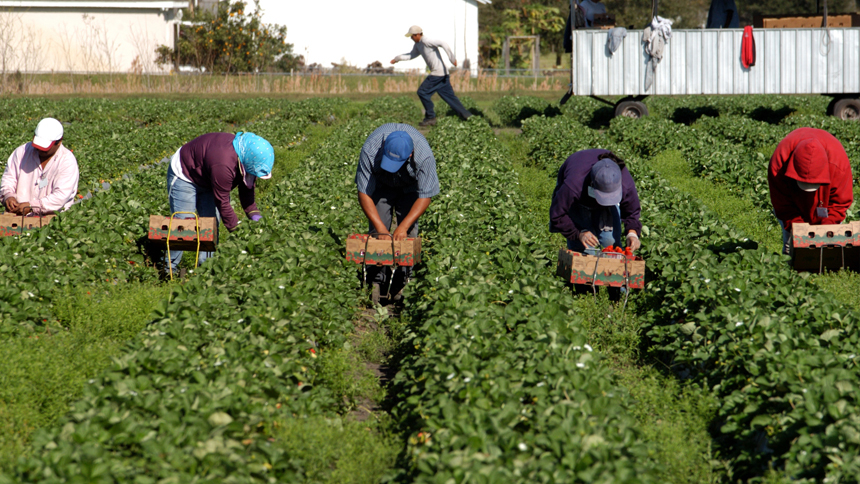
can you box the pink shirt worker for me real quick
[1,118,79,216]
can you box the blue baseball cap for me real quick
[590,158,622,206]
[380,131,414,173]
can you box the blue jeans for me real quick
[566,204,622,254]
[417,75,471,119]
[165,165,219,270]
[366,185,419,285]
[777,219,792,256]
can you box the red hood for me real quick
[784,138,831,184]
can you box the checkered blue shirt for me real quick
[355,123,440,198]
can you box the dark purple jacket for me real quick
[178,132,258,231]
[549,149,642,240]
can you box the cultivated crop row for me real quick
[390,117,664,483]
[526,112,860,481]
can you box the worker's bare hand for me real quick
[390,59,396,65]
[17,203,31,216]
[452,60,458,67]
[578,231,598,249]
[392,226,409,241]
[626,233,641,251]
[4,197,18,213]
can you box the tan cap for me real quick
[405,25,422,37]
[797,180,822,192]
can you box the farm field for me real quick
[0,93,858,483]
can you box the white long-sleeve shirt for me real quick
[0,143,79,214]
[394,37,456,77]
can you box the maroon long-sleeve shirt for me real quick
[178,132,258,231]
[549,149,642,240]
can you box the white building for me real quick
[0,0,185,74]
[0,0,490,74]
[261,0,490,74]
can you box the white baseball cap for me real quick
[33,118,63,151]
[797,180,822,192]
[405,25,422,37]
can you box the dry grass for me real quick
[6,69,565,95]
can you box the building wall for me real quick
[261,0,483,74]
[0,7,178,73]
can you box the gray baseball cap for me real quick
[590,158,622,206]
[405,25,423,37]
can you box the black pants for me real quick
[366,186,419,286]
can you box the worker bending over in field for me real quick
[390,25,472,126]
[768,127,853,256]
[356,123,439,304]
[164,131,273,276]
[1,117,79,216]
[549,149,642,299]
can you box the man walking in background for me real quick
[390,25,472,126]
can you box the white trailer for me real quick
[562,27,860,120]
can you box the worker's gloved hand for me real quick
[626,232,641,251]
[248,211,263,222]
[578,231,598,249]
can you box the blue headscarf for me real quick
[233,132,274,178]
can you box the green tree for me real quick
[155,0,301,73]
[479,0,858,68]
[480,4,565,68]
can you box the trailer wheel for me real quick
[833,98,860,121]
[614,100,649,119]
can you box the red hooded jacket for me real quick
[768,127,853,230]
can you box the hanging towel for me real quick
[606,27,628,56]
[642,17,672,91]
[741,26,756,68]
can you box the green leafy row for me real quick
[390,117,663,483]
[4,116,386,482]
[526,111,860,482]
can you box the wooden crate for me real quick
[0,213,22,237]
[21,214,55,231]
[792,222,860,272]
[147,215,218,251]
[754,13,860,28]
[345,234,421,266]
[556,249,645,289]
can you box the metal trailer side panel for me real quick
[733,30,750,95]
[781,30,797,93]
[765,30,781,93]
[702,32,718,94]
[750,29,766,93]
[671,31,687,95]
[811,30,828,93]
[577,31,594,95]
[828,29,844,93]
[607,31,625,95]
[718,30,734,94]
[796,30,813,94]
[844,29,860,93]
[570,27,860,97]
[623,33,641,95]
[656,34,672,95]
[686,31,702,94]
